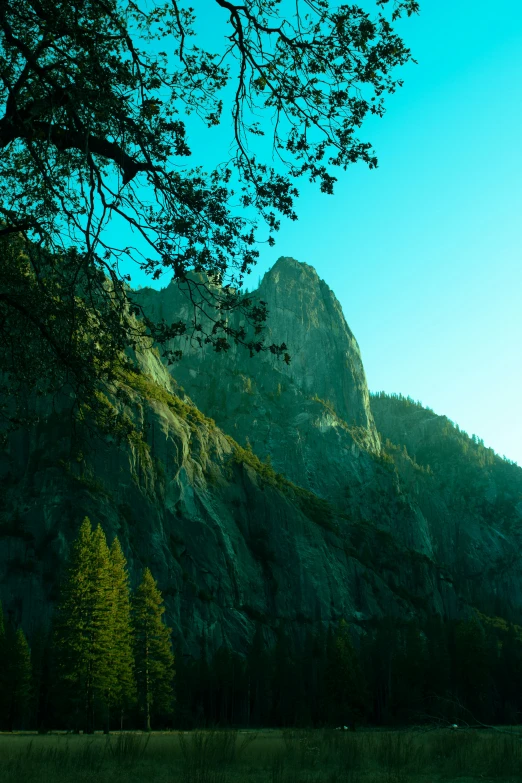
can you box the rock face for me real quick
[1,257,522,657]
[371,394,522,623]
[133,257,380,507]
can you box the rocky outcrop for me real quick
[133,257,380,507]
[0,346,450,656]
[1,258,522,657]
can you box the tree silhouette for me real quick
[0,0,418,436]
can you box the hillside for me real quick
[1,257,522,660]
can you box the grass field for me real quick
[1,727,522,783]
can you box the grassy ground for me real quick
[1,727,522,783]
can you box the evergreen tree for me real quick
[11,628,32,729]
[132,568,175,730]
[390,622,427,722]
[424,615,452,720]
[452,619,491,722]
[0,602,8,727]
[30,626,54,733]
[271,623,299,726]
[54,517,114,732]
[247,623,272,727]
[497,625,522,723]
[324,620,367,728]
[54,516,94,730]
[90,524,117,730]
[107,538,136,729]
[0,621,32,730]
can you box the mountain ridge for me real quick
[1,256,521,656]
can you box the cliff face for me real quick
[0,345,449,657]
[133,257,380,508]
[1,257,522,657]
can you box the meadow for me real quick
[1,727,522,783]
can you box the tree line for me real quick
[173,613,522,730]
[2,519,522,731]
[0,517,174,732]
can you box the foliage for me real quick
[227,435,337,531]
[0,0,418,434]
[53,518,117,732]
[371,392,522,537]
[311,395,372,450]
[323,620,368,727]
[0,617,32,730]
[50,519,176,731]
[132,567,175,730]
[6,599,522,733]
[107,538,137,726]
[117,365,216,431]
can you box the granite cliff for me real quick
[1,257,521,657]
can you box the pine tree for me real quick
[324,620,368,728]
[132,568,175,730]
[11,629,32,729]
[0,601,7,727]
[107,538,136,729]
[90,523,117,730]
[453,619,491,722]
[54,516,94,730]
[271,623,299,726]
[54,517,114,732]
[0,621,32,730]
[246,623,272,727]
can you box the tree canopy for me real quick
[0,0,418,433]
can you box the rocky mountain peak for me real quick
[261,255,319,285]
[256,257,375,436]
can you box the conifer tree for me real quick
[0,601,7,726]
[90,523,117,730]
[247,623,271,727]
[0,621,32,730]
[54,516,94,730]
[453,619,491,722]
[132,568,175,730]
[107,538,136,729]
[11,628,32,729]
[324,620,367,729]
[54,517,114,732]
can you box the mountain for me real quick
[1,257,522,658]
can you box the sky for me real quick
[121,0,522,465]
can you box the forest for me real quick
[2,516,522,733]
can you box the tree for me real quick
[324,619,368,728]
[132,567,175,730]
[0,621,32,730]
[107,537,136,729]
[246,622,272,727]
[53,517,114,732]
[10,628,32,729]
[0,600,7,724]
[452,619,491,723]
[0,0,418,436]
[89,523,118,729]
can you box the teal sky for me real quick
[122,1,522,465]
